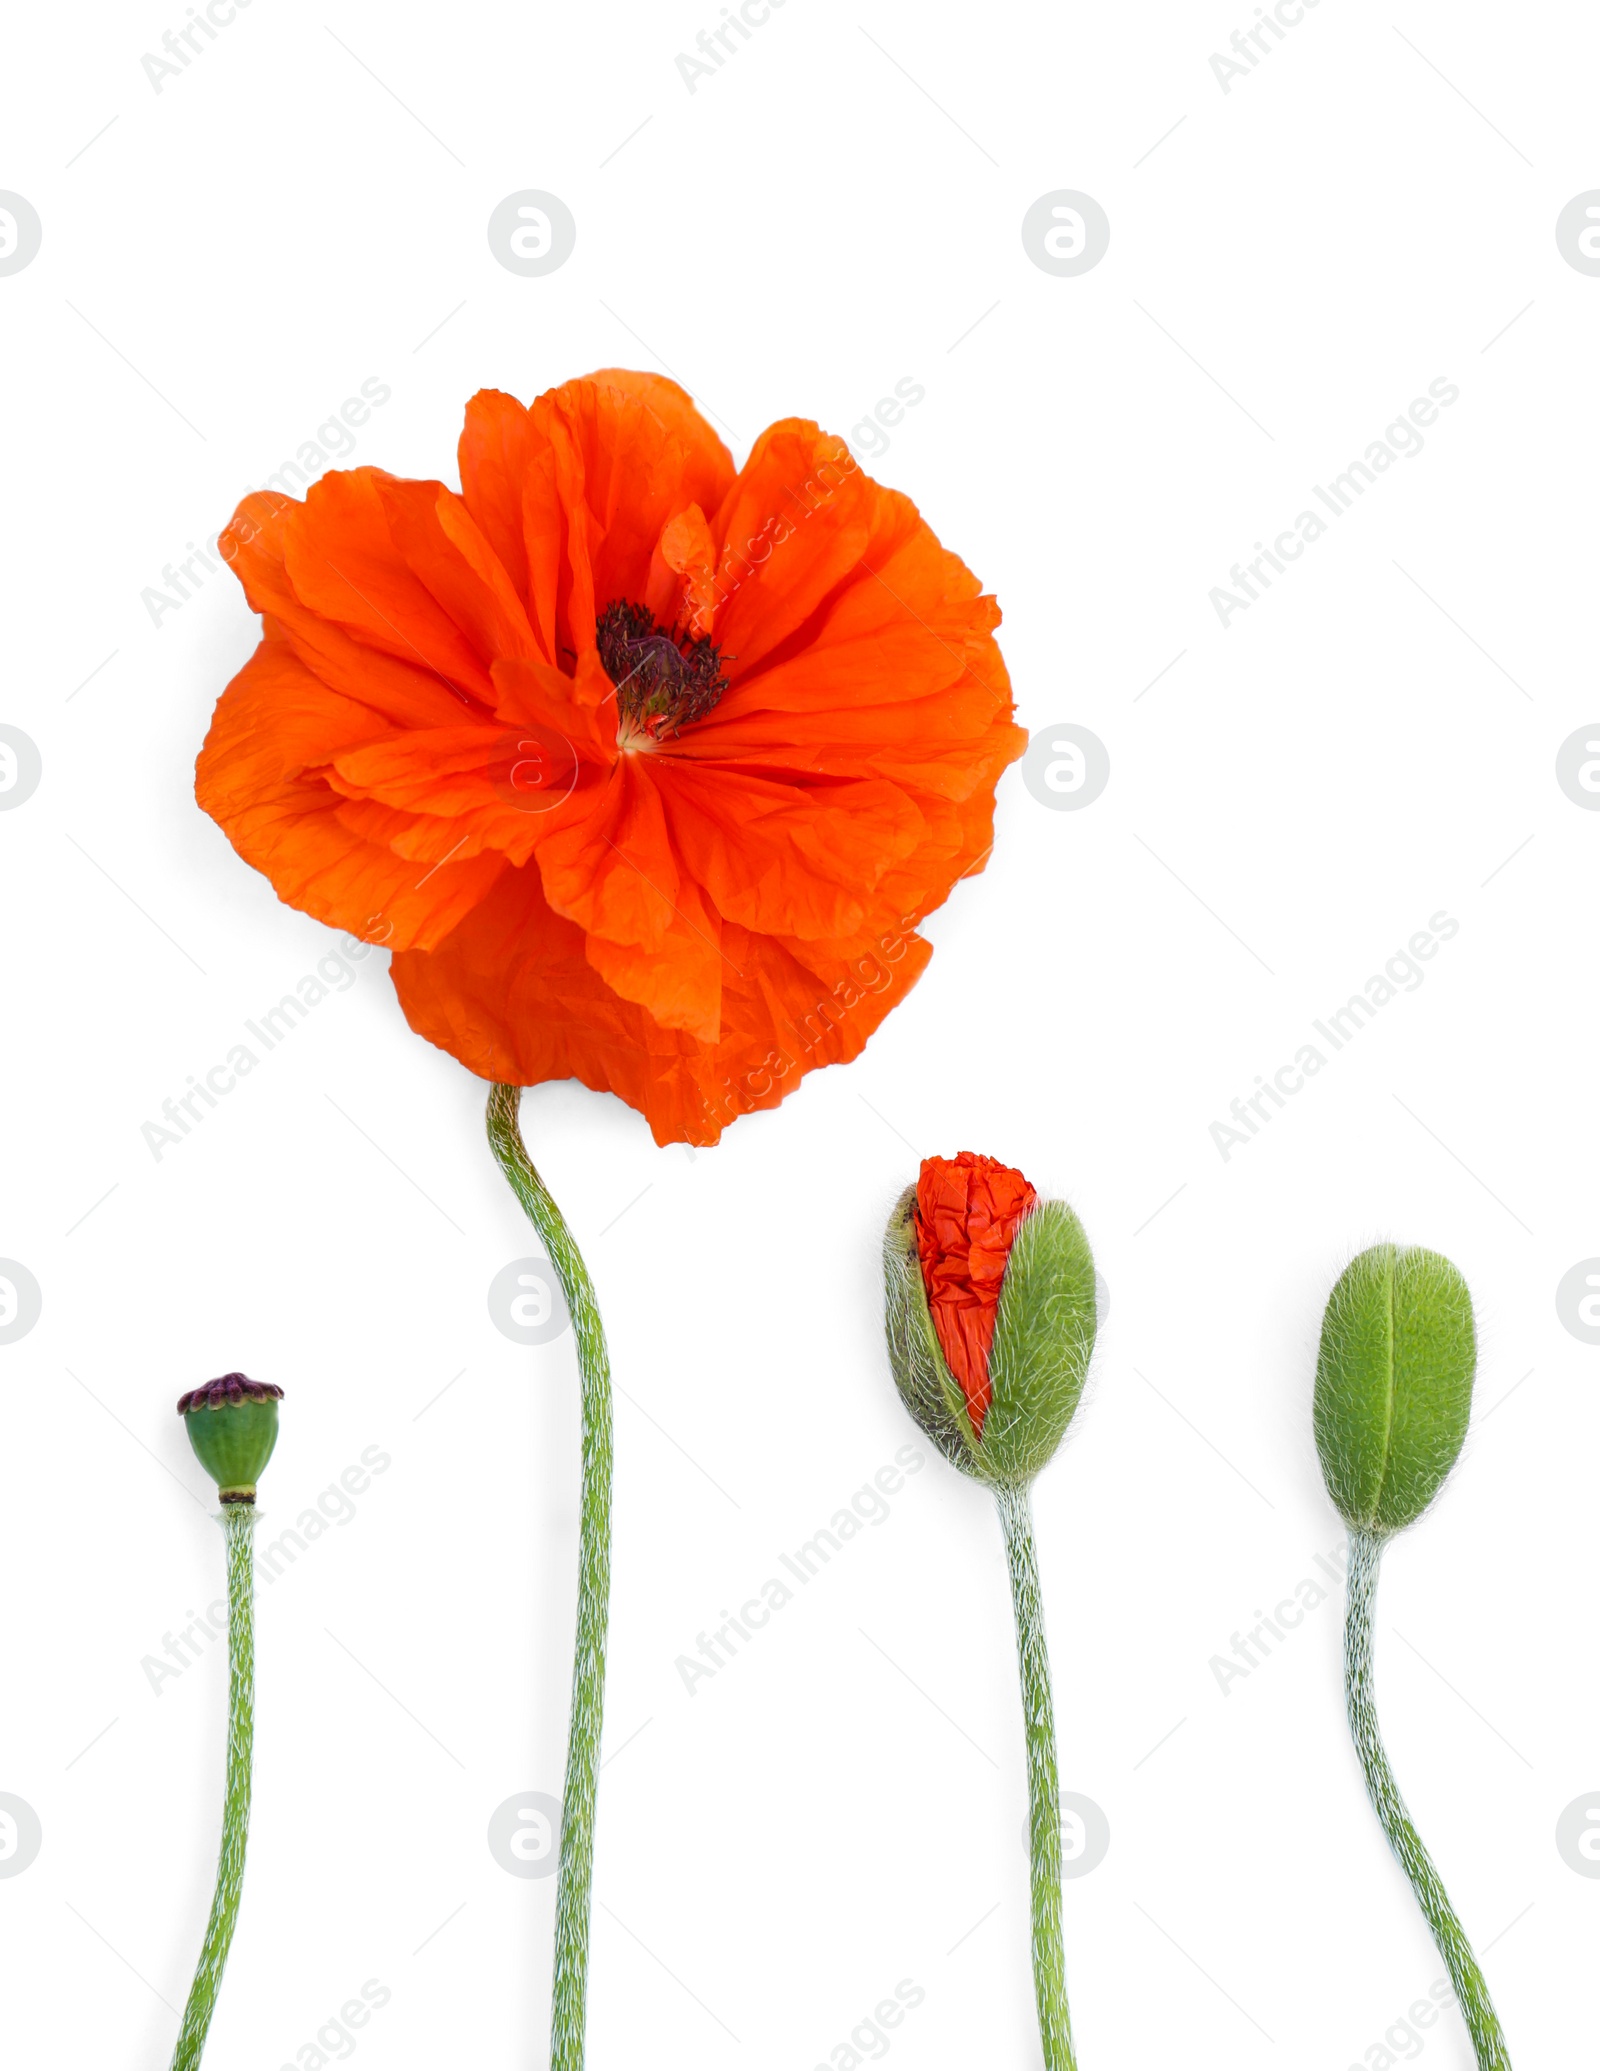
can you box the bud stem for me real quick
[486,1084,613,2071]
[170,1506,256,2071]
[997,1483,1078,2071]
[1343,1528,1511,2069]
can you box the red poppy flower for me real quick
[196,369,1023,1144]
[915,1151,1039,1435]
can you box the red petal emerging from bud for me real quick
[914,1152,1038,1438]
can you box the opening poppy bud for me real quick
[177,1372,284,1504]
[1313,1244,1475,1537]
[883,1153,1098,1490]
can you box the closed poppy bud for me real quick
[177,1372,284,1504]
[1315,1243,1510,2063]
[1313,1243,1475,1537]
[883,1152,1097,1490]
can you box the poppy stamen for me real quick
[596,599,728,744]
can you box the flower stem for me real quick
[170,1505,255,2071]
[997,1482,1078,2071]
[1343,1528,1511,2069]
[486,1083,613,2071]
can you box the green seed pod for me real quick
[883,1154,1098,1492]
[177,1372,283,1503]
[1313,1244,1475,1537]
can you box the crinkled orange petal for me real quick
[647,504,721,636]
[457,390,539,624]
[389,864,716,1139]
[195,639,506,949]
[679,686,1024,798]
[696,923,934,1137]
[280,469,497,701]
[707,422,874,670]
[222,493,470,731]
[389,869,931,1146]
[513,371,736,678]
[714,453,1006,716]
[584,870,723,1042]
[655,762,925,940]
[323,725,562,871]
[458,387,575,668]
[487,653,616,759]
[872,785,1008,932]
[916,1153,1039,1436]
[538,371,735,611]
[535,756,681,950]
[370,477,542,669]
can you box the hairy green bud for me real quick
[1313,1244,1475,1537]
[884,1190,972,1473]
[883,1159,1098,1491]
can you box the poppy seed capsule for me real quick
[177,1372,284,1504]
[1313,1244,1475,1538]
[883,1153,1098,1491]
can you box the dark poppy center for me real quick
[596,600,728,743]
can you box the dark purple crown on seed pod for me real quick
[176,1371,285,1415]
[177,1372,284,1500]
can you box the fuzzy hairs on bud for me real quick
[882,1187,1099,1491]
[1314,1243,1476,1537]
[883,1186,983,1477]
[981,1201,1098,1488]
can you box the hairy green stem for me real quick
[486,1083,613,2071]
[171,1505,255,2071]
[1344,1529,1511,2069]
[997,1483,1077,2071]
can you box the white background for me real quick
[2,2,1597,2066]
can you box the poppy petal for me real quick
[707,422,874,670]
[281,469,498,700]
[221,493,469,730]
[583,870,724,1041]
[538,370,735,612]
[656,763,926,940]
[371,477,542,668]
[535,755,682,949]
[196,639,506,948]
[389,877,931,1146]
